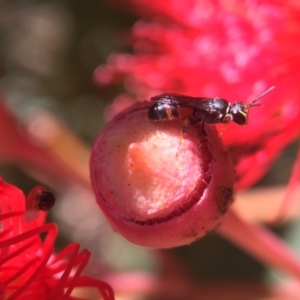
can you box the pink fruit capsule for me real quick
[90,102,234,248]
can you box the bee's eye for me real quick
[230,103,248,125]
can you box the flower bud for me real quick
[90,102,234,248]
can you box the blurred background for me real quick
[0,0,152,284]
[0,1,299,299]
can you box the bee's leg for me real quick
[177,118,192,157]
[181,116,200,133]
[188,117,207,136]
[200,121,207,136]
[181,119,190,133]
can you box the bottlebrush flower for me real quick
[89,85,300,287]
[0,178,114,300]
[90,0,300,287]
[94,0,300,189]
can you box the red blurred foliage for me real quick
[0,178,114,300]
[0,97,91,189]
[94,0,300,189]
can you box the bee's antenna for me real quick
[249,86,275,108]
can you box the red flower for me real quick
[90,0,300,293]
[94,0,300,189]
[0,178,114,300]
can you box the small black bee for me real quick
[26,186,56,211]
[148,86,274,128]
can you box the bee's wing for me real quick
[150,94,211,111]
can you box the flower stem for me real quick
[217,209,300,279]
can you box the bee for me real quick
[26,186,55,211]
[148,86,274,130]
